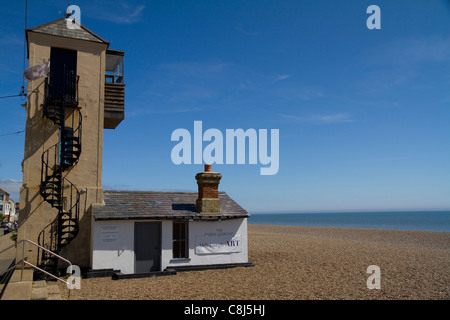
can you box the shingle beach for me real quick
[59,224,450,300]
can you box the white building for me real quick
[89,165,252,278]
[0,188,16,223]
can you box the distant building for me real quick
[7,199,16,223]
[0,188,9,217]
[0,188,15,222]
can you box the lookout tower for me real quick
[18,17,125,270]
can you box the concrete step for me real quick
[31,280,47,300]
[1,269,34,300]
[46,282,62,300]
[1,269,62,300]
[31,280,62,300]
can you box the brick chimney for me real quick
[195,164,222,213]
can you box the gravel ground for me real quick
[59,225,450,300]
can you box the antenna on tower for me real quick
[58,10,71,18]
[58,1,73,18]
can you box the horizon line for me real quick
[251,209,450,214]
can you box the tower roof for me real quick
[26,17,110,45]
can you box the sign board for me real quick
[100,225,120,243]
[195,233,242,255]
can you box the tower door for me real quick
[49,47,77,101]
[134,222,161,273]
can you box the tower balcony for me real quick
[43,70,79,127]
[104,49,125,129]
[44,70,79,108]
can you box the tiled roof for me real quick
[92,191,249,221]
[27,18,109,44]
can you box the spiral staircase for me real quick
[38,70,82,273]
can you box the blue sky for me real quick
[1,0,450,213]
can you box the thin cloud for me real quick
[127,106,202,117]
[275,86,324,101]
[280,113,354,124]
[365,36,450,67]
[275,74,291,81]
[137,61,234,110]
[102,183,133,191]
[353,36,450,97]
[89,3,146,24]
[0,179,22,202]
[159,61,232,78]
[235,23,261,36]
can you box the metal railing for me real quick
[40,142,61,202]
[0,239,72,286]
[37,176,81,258]
[44,71,79,106]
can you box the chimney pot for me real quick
[195,166,222,213]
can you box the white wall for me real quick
[91,218,248,274]
[91,220,135,274]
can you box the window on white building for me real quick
[173,221,188,259]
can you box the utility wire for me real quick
[0,91,26,99]
[1,1,29,101]
[0,94,22,99]
[0,131,25,137]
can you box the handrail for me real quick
[37,218,58,262]
[41,142,61,196]
[0,239,72,286]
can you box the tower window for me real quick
[105,50,125,84]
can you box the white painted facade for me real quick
[91,218,248,274]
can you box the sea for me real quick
[248,211,450,233]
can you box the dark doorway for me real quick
[134,222,161,273]
[49,47,77,101]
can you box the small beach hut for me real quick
[90,165,252,277]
